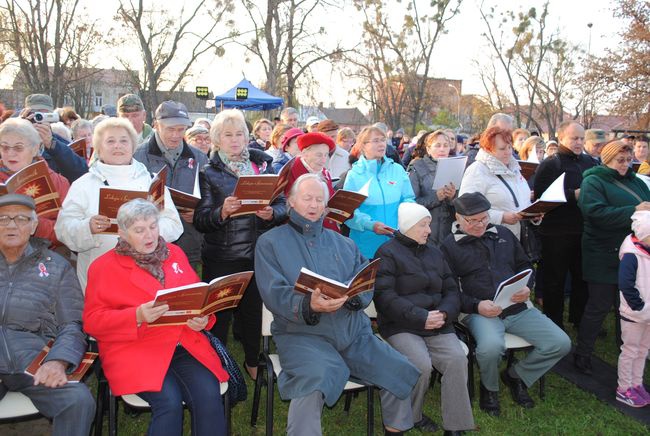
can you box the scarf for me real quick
[476,148,521,177]
[218,148,255,176]
[115,236,170,285]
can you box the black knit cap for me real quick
[453,192,491,216]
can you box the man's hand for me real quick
[502,212,523,225]
[424,310,446,329]
[372,222,395,235]
[309,288,347,313]
[33,360,68,388]
[574,189,581,200]
[180,210,194,223]
[510,287,531,303]
[255,206,274,221]
[186,316,209,331]
[136,301,169,324]
[478,300,503,318]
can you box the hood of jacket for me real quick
[620,234,650,260]
[583,164,636,182]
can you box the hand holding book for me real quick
[310,288,348,313]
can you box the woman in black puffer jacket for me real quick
[194,109,286,380]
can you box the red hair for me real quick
[480,126,513,153]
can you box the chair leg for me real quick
[251,365,264,426]
[506,349,515,368]
[539,375,545,400]
[94,375,107,436]
[265,366,274,436]
[366,387,374,436]
[224,391,231,436]
[343,391,353,414]
[108,391,118,436]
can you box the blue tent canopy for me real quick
[214,78,284,111]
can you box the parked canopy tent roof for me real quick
[213,78,283,111]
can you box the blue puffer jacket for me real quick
[343,155,414,259]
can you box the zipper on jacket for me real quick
[375,161,388,224]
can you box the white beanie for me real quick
[398,203,431,234]
[631,211,650,241]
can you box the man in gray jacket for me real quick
[0,194,94,436]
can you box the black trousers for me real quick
[575,282,622,357]
[540,233,588,329]
[203,258,261,367]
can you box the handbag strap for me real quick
[612,179,643,203]
[496,175,519,208]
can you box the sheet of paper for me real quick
[539,172,566,202]
[431,156,467,190]
[493,269,533,309]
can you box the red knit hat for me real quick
[281,127,305,151]
[297,132,336,153]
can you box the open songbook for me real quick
[230,158,294,217]
[98,167,167,234]
[168,187,200,213]
[493,269,533,309]
[294,258,381,299]
[431,156,467,190]
[0,160,62,216]
[150,271,253,326]
[518,161,539,181]
[69,138,92,161]
[518,172,566,216]
[24,340,98,383]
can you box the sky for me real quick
[4,0,624,111]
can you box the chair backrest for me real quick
[262,303,274,337]
[364,300,377,319]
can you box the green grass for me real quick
[95,309,649,435]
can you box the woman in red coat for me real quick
[83,198,228,436]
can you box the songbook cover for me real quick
[169,187,200,212]
[326,189,367,224]
[69,138,90,160]
[518,161,538,181]
[294,259,381,299]
[24,340,98,383]
[0,160,62,216]
[231,175,280,217]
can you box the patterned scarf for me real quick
[115,236,170,285]
[218,148,255,176]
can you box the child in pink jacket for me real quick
[617,210,650,407]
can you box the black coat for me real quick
[374,233,460,338]
[533,146,596,236]
[193,149,287,263]
[440,224,532,314]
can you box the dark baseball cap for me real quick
[117,94,145,113]
[0,194,36,210]
[585,129,606,143]
[155,101,192,127]
[24,94,54,111]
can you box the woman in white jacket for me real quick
[55,118,182,291]
[459,126,531,239]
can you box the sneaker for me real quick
[633,385,650,404]
[616,387,647,408]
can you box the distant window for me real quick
[94,92,103,108]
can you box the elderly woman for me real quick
[272,127,303,172]
[248,118,273,151]
[574,141,650,374]
[0,118,70,246]
[284,132,339,232]
[408,130,457,245]
[54,118,183,290]
[374,202,474,434]
[194,109,286,381]
[265,123,291,162]
[185,125,211,155]
[343,125,415,259]
[512,128,530,157]
[84,199,228,435]
[459,126,534,240]
[71,119,94,160]
[0,194,95,436]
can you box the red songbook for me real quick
[294,259,381,299]
[326,189,367,225]
[98,167,167,234]
[518,161,539,181]
[24,340,97,383]
[69,138,92,161]
[0,160,62,216]
[150,271,253,326]
[230,158,294,217]
[168,187,200,212]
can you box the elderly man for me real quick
[441,192,570,417]
[133,101,208,268]
[0,194,94,436]
[533,121,596,333]
[280,107,299,127]
[584,129,607,164]
[20,94,88,183]
[255,173,419,436]
[117,93,153,143]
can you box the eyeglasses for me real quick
[0,215,33,227]
[462,215,489,226]
[614,157,633,164]
[364,138,385,145]
[0,144,28,153]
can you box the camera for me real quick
[32,112,59,123]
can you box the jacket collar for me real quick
[147,134,195,160]
[451,222,498,243]
[558,145,581,160]
[395,231,427,252]
[287,208,324,237]
[0,237,50,267]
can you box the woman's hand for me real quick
[136,301,169,324]
[502,212,523,225]
[435,183,456,201]
[89,215,111,234]
[186,316,209,331]
[511,287,531,303]
[478,300,503,318]
[221,196,242,220]
[635,201,650,211]
[424,310,446,330]
[310,288,347,313]
[372,222,395,235]
[255,206,274,221]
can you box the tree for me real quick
[116,0,234,120]
[0,0,103,108]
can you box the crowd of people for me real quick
[1,91,650,436]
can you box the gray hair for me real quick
[288,173,330,205]
[372,122,389,134]
[280,107,298,119]
[486,113,514,130]
[116,198,160,231]
[93,117,139,157]
[0,118,41,149]
[71,119,93,138]
[210,109,248,147]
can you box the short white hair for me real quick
[0,118,41,148]
[288,173,330,204]
[486,113,514,130]
[117,198,160,231]
[210,109,248,147]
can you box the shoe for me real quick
[616,387,647,408]
[633,385,650,404]
[573,354,593,375]
[479,383,500,417]
[443,431,465,436]
[242,360,257,381]
[500,370,535,409]
[413,414,439,432]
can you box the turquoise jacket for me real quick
[343,155,415,259]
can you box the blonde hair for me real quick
[519,136,545,161]
[336,127,355,144]
[210,109,248,149]
[270,124,292,150]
